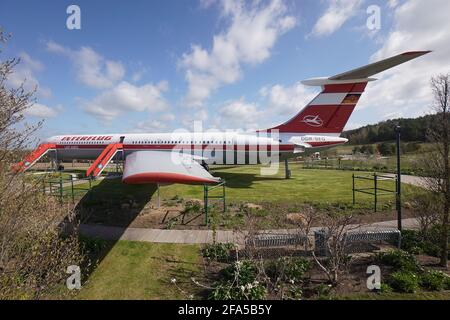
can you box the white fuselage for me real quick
[46,132,347,165]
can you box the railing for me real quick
[352,173,397,212]
[42,173,94,203]
[204,180,226,225]
[314,228,401,256]
[245,233,307,248]
[13,143,56,172]
[86,143,123,177]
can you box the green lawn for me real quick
[57,164,416,207]
[159,164,413,205]
[77,241,202,300]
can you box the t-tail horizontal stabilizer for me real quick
[265,51,431,134]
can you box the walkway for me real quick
[384,173,427,188]
[79,218,419,245]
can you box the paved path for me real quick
[384,173,427,188]
[79,218,419,245]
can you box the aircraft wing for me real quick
[122,150,221,184]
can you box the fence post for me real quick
[222,182,226,213]
[59,172,63,204]
[204,184,208,226]
[71,175,75,203]
[352,173,355,205]
[374,173,378,212]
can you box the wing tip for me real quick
[401,50,432,56]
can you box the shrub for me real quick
[388,271,420,293]
[401,227,449,259]
[316,283,332,300]
[445,275,450,290]
[183,200,202,214]
[420,270,450,291]
[202,243,235,262]
[265,257,311,283]
[220,260,258,284]
[209,280,266,300]
[376,250,420,272]
[380,283,392,293]
[210,260,266,300]
[401,230,424,255]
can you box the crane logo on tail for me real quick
[301,115,323,127]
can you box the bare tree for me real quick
[0,28,84,299]
[410,192,440,234]
[311,213,357,286]
[420,74,450,268]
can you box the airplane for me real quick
[14,51,430,185]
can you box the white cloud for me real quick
[216,98,261,130]
[180,0,296,107]
[199,0,217,9]
[46,41,125,89]
[359,0,450,121]
[310,0,363,37]
[24,103,60,118]
[181,108,209,129]
[259,82,316,116]
[83,81,169,122]
[160,113,176,122]
[7,52,52,98]
[205,82,318,131]
[387,0,399,8]
[134,119,168,133]
[133,112,176,132]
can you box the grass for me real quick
[46,163,418,207]
[159,164,415,205]
[76,241,202,300]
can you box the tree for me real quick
[420,73,450,268]
[0,28,84,299]
[311,213,357,286]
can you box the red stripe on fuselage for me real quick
[54,142,343,156]
[56,144,298,151]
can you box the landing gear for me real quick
[284,158,291,179]
[57,164,65,171]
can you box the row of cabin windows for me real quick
[60,140,236,145]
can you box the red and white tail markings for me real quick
[263,51,431,135]
[266,82,366,134]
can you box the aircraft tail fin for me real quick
[263,51,431,135]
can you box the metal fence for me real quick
[42,173,94,203]
[314,228,401,256]
[352,173,397,212]
[245,233,307,248]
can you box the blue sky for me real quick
[1,0,449,139]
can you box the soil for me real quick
[199,249,450,300]
[80,197,415,231]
